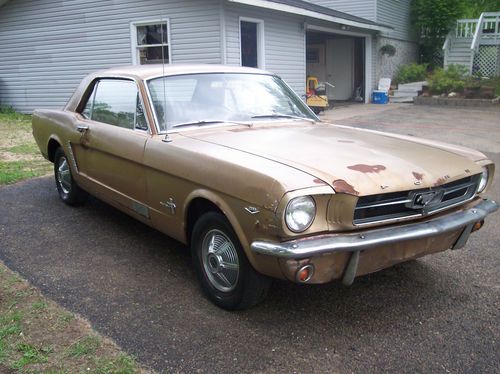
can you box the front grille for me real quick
[353,175,480,226]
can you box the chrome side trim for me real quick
[66,141,79,173]
[251,199,498,259]
[132,201,150,219]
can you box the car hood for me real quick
[182,122,484,196]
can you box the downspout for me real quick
[365,34,373,104]
[220,0,227,64]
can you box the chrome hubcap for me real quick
[57,157,71,194]
[201,229,239,292]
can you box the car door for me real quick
[72,78,150,216]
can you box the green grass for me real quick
[56,312,75,328]
[0,312,22,339]
[67,335,101,358]
[0,261,149,373]
[31,300,48,310]
[12,343,52,369]
[93,354,137,374]
[0,106,52,185]
[7,142,41,154]
[0,159,51,184]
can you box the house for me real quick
[443,12,500,77]
[0,0,417,113]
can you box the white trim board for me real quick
[239,17,265,69]
[228,0,391,33]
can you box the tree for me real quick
[463,0,499,18]
[411,0,467,65]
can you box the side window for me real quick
[81,84,97,119]
[82,79,148,131]
[135,93,148,131]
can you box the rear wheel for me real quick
[54,147,87,205]
[191,212,271,310]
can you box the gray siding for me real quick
[306,0,376,22]
[0,0,221,112]
[377,0,415,41]
[307,0,415,42]
[224,2,306,96]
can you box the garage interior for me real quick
[306,31,365,105]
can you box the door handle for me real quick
[77,125,89,133]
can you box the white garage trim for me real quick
[307,24,373,103]
[227,0,391,33]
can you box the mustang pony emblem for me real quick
[407,189,445,214]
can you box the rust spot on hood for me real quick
[434,177,447,186]
[332,179,359,196]
[347,164,386,174]
[412,172,424,181]
[313,178,325,184]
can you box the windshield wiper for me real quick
[172,120,249,129]
[251,114,315,122]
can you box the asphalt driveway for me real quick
[1,104,499,373]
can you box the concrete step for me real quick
[390,96,414,103]
[392,81,425,100]
[394,90,418,98]
[397,81,426,90]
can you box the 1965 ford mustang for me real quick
[33,64,498,310]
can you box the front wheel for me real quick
[191,212,271,310]
[54,147,87,205]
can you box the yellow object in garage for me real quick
[306,76,329,114]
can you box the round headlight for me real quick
[285,196,316,233]
[477,167,489,193]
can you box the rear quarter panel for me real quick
[32,109,81,169]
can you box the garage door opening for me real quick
[306,31,365,104]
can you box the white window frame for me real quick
[239,17,265,69]
[130,18,172,65]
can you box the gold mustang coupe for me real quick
[33,65,498,310]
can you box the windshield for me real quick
[147,73,316,132]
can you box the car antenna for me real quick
[160,17,172,143]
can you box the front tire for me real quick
[54,147,87,205]
[191,212,271,310]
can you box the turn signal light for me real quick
[472,220,484,232]
[296,264,314,283]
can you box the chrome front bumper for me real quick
[251,199,498,259]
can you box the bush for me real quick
[427,64,468,94]
[394,63,428,84]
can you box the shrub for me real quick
[394,63,428,84]
[427,64,468,94]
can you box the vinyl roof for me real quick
[92,64,273,80]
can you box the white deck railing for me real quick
[454,12,500,41]
[456,19,478,38]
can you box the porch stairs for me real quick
[390,81,426,103]
[443,13,500,76]
[444,35,473,67]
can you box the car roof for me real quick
[94,64,275,80]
